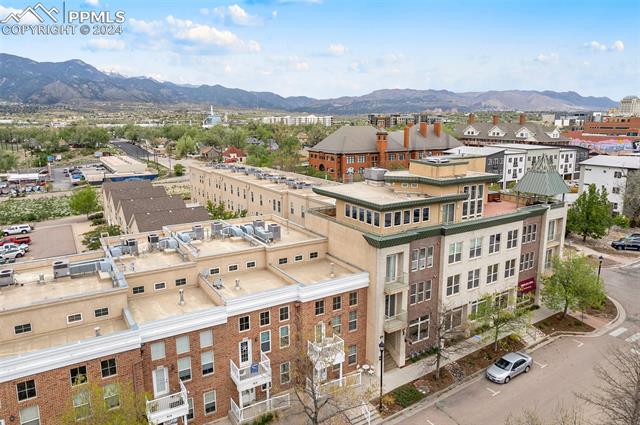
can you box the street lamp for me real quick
[378,337,385,412]
[598,255,604,282]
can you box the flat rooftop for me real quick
[0,266,114,312]
[316,182,438,206]
[483,199,519,217]
[128,286,217,323]
[215,268,292,300]
[280,258,354,285]
[112,250,188,275]
[0,317,128,358]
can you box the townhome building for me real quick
[0,216,368,425]
[455,114,570,146]
[444,146,527,188]
[579,155,640,214]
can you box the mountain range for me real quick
[0,54,618,113]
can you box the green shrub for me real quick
[0,196,74,224]
[251,412,274,425]
[391,384,425,408]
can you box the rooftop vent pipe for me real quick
[235,278,241,291]
[179,289,185,306]
[94,327,101,337]
[330,262,335,278]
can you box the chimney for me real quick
[419,122,428,137]
[519,113,526,125]
[403,126,410,149]
[492,115,499,125]
[434,122,442,137]
[376,130,388,163]
[330,262,335,278]
[468,114,476,124]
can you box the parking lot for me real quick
[24,223,78,260]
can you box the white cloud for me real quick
[129,18,163,36]
[98,64,133,76]
[212,7,225,19]
[535,52,559,63]
[272,10,278,18]
[586,40,607,51]
[350,61,363,73]
[293,60,309,71]
[199,8,209,16]
[328,43,347,56]
[87,38,125,51]
[612,40,624,51]
[224,64,232,74]
[227,4,262,26]
[165,15,260,52]
[84,0,100,6]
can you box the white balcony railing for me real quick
[384,273,408,294]
[384,311,408,333]
[306,370,363,397]
[230,352,272,391]
[229,393,290,424]
[307,334,345,366]
[146,381,189,425]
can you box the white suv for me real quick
[3,224,32,236]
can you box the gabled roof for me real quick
[118,195,186,224]
[223,146,246,157]
[513,154,570,196]
[131,207,210,232]
[456,122,568,143]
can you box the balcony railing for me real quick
[547,232,562,243]
[230,352,272,391]
[307,334,345,366]
[306,370,363,397]
[230,393,290,424]
[384,272,408,294]
[384,311,408,333]
[146,381,189,425]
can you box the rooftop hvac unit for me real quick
[126,239,138,255]
[109,246,123,257]
[240,224,255,235]
[213,277,223,289]
[253,219,265,229]
[148,234,160,244]
[254,227,273,243]
[192,224,205,240]
[268,223,281,241]
[364,168,387,181]
[211,221,223,238]
[177,232,191,243]
[53,260,70,279]
[427,157,449,164]
[0,269,15,287]
[222,226,243,238]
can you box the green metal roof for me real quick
[513,155,570,197]
[383,173,501,187]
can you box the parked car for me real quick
[611,236,640,251]
[486,352,533,384]
[0,248,25,260]
[0,242,29,252]
[3,224,32,235]
[0,235,31,245]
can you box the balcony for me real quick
[230,352,272,392]
[230,393,290,424]
[306,370,363,397]
[307,334,345,366]
[384,311,407,333]
[547,232,562,246]
[146,381,189,425]
[384,273,408,295]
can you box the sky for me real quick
[0,0,638,100]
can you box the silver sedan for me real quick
[486,352,533,384]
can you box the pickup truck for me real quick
[0,242,29,253]
[3,224,32,235]
[0,235,31,245]
[0,248,25,260]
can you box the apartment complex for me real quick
[582,116,640,137]
[308,124,462,181]
[579,155,640,214]
[456,114,570,146]
[260,115,333,127]
[0,215,368,425]
[619,95,640,116]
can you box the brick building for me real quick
[582,116,640,137]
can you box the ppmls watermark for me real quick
[1,2,125,36]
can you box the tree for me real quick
[206,200,247,220]
[469,293,530,352]
[567,184,614,242]
[0,151,18,172]
[174,163,185,176]
[246,144,274,168]
[541,254,605,318]
[175,135,196,158]
[59,380,148,425]
[623,170,640,227]
[426,302,469,380]
[69,187,100,217]
[578,341,640,425]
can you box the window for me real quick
[201,351,214,375]
[359,208,365,222]
[413,208,421,223]
[260,311,270,326]
[349,291,358,306]
[545,248,553,269]
[70,366,87,386]
[67,313,82,324]
[310,251,318,259]
[469,237,482,258]
[448,242,462,264]
[279,306,290,322]
[278,257,288,265]
[294,254,303,262]
[260,330,271,353]
[489,233,501,254]
[150,342,165,360]
[469,299,487,317]
[178,357,192,381]
[14,323,32,334]
[408,315,430,342]
[16,379,37,401]
[20,405,40,425]
[404,210,411,224]
[348,310,358,331]
[154,282,166,291]
[200,330,213,348]
[424,246,434,268]
[504,259,516,278]
[411,249,419,271]
[374,212,380,227]
[495,291,509,309]
[101,358,117,378]
[612,187,620,194]
[346,155,355,164]
[487,264,499,284]
[348,345,357,365]
[239,315,250,331]
[409,280,432,304]
[614,171,623,178]
[507,230,518,249]
[73,389,91,420]
[384,212,392,227]
[187,398,194,421]
[389,153,396,161]
[394,211,401,226]
[462,184,483,220]
[204,390,217,415]
[443,307,463,331]
[175,278,187,286]
[104,384,119,410]
[422,207,430,221]
[210,267,220,275]
[315,300,325,315]
[228,264,239,272]
[358,154,366,163]
[279,325,290,348]
[345,203,351,217]
[176,336,190,354]
[331,316,342,335]
[520,252,535,271]
[94,308,109,318]
[446,274,460,296]
[280,362,291,384]
[332,296,342,311]
[548,220,557,241]
[351,206,357,219]
[467,268,480,289]
[522,224,537,243]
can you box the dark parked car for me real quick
[611,236,640,251]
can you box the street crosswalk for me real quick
[609,326,640,344]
